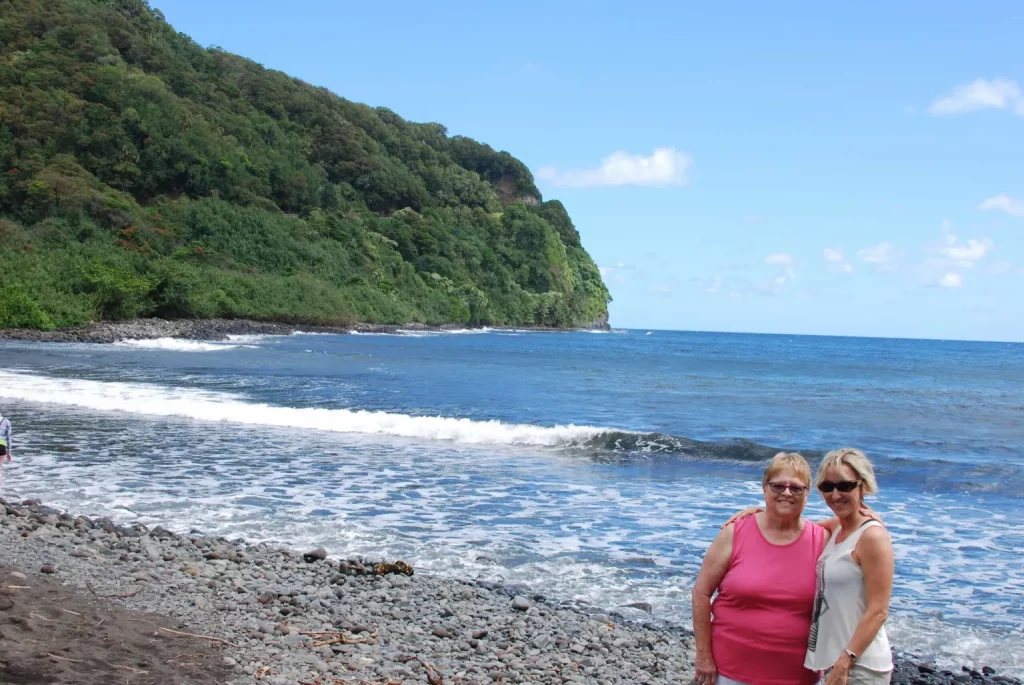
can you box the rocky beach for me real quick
[0,318,609,345]
[1,497,696,685]
[0,497,1017,685]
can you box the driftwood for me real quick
[157,626,241,648]
[86,581,144,599]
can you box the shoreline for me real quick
[0,317,610,345]
[0,498,1016,685]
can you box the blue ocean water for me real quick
[1,329,1022,673]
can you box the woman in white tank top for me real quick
[805,448,894,685]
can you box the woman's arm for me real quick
[691,524,735,685]
[818,515,841,533]
[825,527,894,685]
[721,505,762,528]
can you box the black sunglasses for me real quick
[818,480,860,493]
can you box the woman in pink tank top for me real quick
[692,452,827,685]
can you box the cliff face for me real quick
[0,0,610,330]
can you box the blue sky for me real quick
[156,0,1024,341]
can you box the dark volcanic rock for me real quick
[0,317,595,344]
[303,547,327,562]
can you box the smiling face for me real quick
[763,467,809,519]
[818,462,863,517]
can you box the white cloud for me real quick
[979,193,1024,218]
[937,223,993,269]
[763,253,796,291]
[929,78,1024,116]
[536,148,692,188]
[940,237,992,266]
[765,253,795,266]
[598,262,630,286]
[919,221,996,289]
[858,242,893,264]
[939,273,962,288]
[823,247,855,274]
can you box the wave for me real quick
[0,370,608,447]
[113,338,252,352]
[586,431,787,462]
[1,369,1022,495]
[0,369,778,461]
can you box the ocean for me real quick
[1,329,1021,674]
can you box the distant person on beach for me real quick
[715,448,894,685]
[691,452,827,685]
[0,409,11,484]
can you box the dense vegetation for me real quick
[0,0,609,330]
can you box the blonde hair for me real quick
[815,448,878,495]
[762,452,812,489]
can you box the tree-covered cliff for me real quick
[0,0,610,329]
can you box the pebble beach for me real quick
[1,497,1019,685]
[0,497,696,684]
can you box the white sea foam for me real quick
[112,338,251,352]
[0,370,610,448]
[440,327,493,335]
[225,334,284,343]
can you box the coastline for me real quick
[0,498,1016,685]
[0,317,611,345]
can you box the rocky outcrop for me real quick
[0,317,614,344]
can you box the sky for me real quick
[154,0,1024,342]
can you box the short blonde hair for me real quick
[762,452,812,489]
[816,448,878,495]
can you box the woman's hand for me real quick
[859,503,884,526]
[694,648,718,685]
[721,505,762,528]
[824,655,853,685]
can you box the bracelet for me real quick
[844,648,858,663]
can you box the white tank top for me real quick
[804,521,893,672]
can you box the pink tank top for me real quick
[711,516,826,685]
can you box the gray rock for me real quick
[511,595,531,611]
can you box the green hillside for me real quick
[0,0,610,330]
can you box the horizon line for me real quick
[607,325,1023,345]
